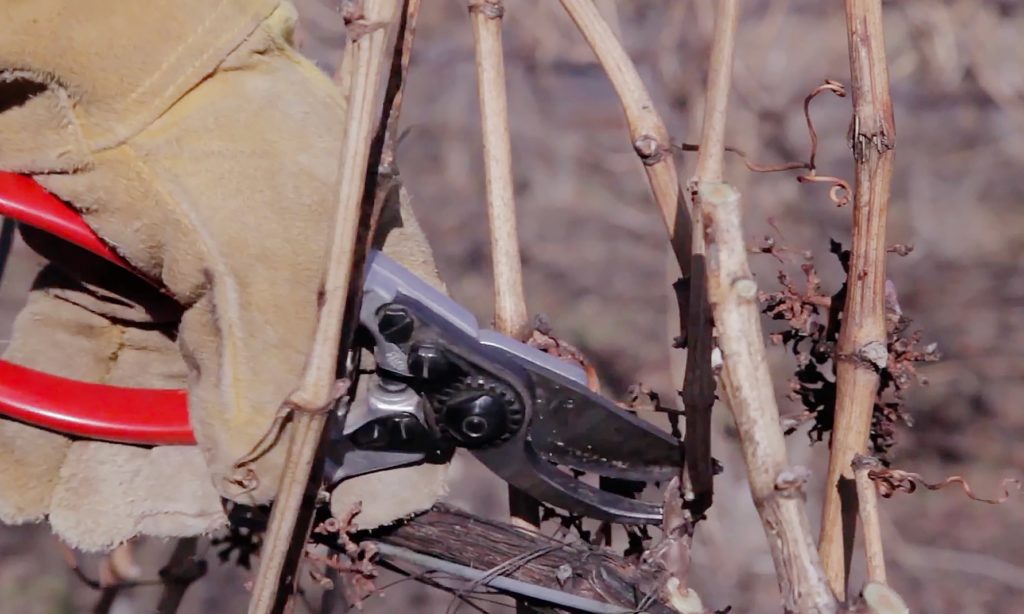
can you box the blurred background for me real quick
[1,0,1021,612]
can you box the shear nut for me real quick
[408,342,451,380]
[435,376,524,448]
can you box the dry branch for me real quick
[653,0,745,604]
[868,467,1021,504]
[369,504,678,613]
[246,3,402,611]
[686,2,837,610]
[559,0,690,271]
[468,3,541,599]
[558,3,707,604]
[700,182,836,612]
[651,477,704,613]
[819,0,897,598]
[853,455,887,586]
[469,0,530,341]
[380,0,422,174]
[691,0,739,186]
[683,0,742,523]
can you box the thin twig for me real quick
[700,183,837,613]
[676,79,851,206]
[649,477,703,613]
[662,1,745,606]
[246,3,402,612]
[380,0,422,175]
[853,455,887,586]
[684,0,741,522]
[691,0,739,186]
[367,0,423,245]
[676,141,809,173]
[819,0,897,599]
[556,3,706,603]
[468,0,541,571]
[469,0,530,340]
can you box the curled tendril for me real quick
[796,173,851,207]
[803,80,847,172]
[673,78,852,207]
[795,79,851,206]
[868,467,1021,505]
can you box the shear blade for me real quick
[472,439,664,525]
[524,370,683,482]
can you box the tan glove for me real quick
[0,0,448,550]
[1,236,227,549]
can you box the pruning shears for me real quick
[0,172,682,524]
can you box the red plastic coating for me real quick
[0,361,194,445]
[0,171,193,445]
[0,172,129,268]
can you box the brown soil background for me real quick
[1,1,1021,612]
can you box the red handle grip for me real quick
[0,172,193,445]
[0,361,194,445]
[0,172,129,268]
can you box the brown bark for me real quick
[682,0,742,521]
[700,182,837,612]
[854,455,888,586]
[684,2,835,610]
[819,0,896,599]
[468,7,542,612]
[469,0,530,341]
[373,504,677,613]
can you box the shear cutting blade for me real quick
[473,434,665,524]
[473,331,683,482]
[469,334,682,522]
[519,366,683,482]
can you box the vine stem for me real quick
[700,181,837,613]
[558,0,691,272]
[246,3,402,611]
[469,0,530,341]
[467,8,540,610]
[819,0,896,599]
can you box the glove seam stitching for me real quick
[92,1,279,154]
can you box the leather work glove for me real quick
[0,0,449,551]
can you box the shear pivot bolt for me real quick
[435,376,524,447]
[443,392,508,446]
[461,415,490,438]
[377,303,415,344]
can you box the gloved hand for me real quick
[0,0,448,550]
